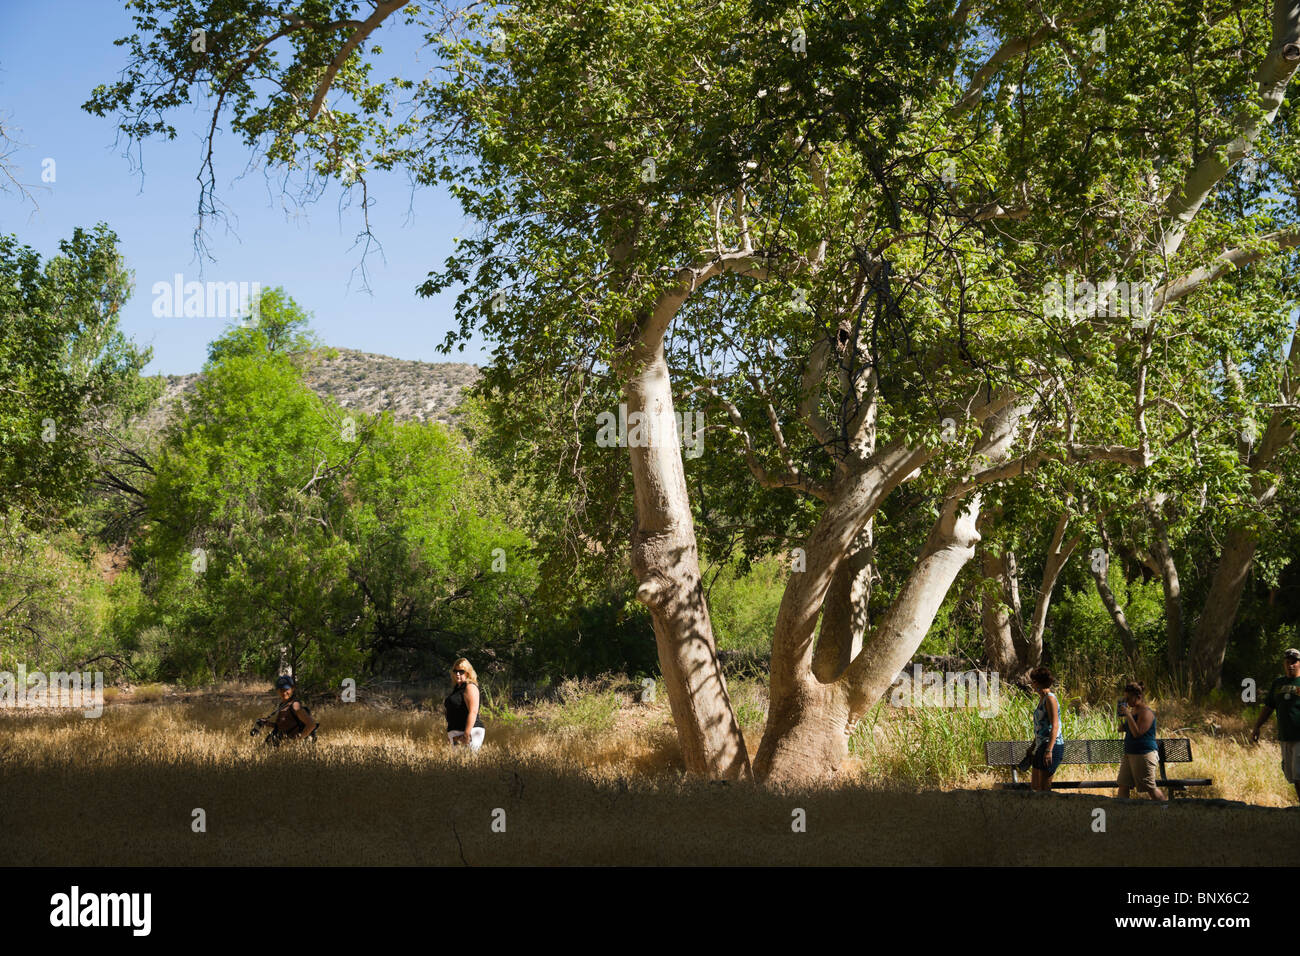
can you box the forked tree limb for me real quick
[307,0,412,121]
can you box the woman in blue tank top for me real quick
[1117,681,1166,801]
[1029,667,1065,791]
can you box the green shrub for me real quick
[728,679,769,730]
[547,677,622,734]
[479,682,527,727]
[708,554,784,655]
[1047,567,1165,691]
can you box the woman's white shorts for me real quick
[448,728,486,751]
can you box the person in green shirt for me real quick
[1252,648,1300,802]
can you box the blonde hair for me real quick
[450,658,478,685]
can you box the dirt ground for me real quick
[3,749,1297,866]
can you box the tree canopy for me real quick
[0,225,154,520]
[80,0,1300,779]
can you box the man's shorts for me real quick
[1117,750,1160,792]
[1282,740,1299,783]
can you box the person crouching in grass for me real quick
[256,674,318,743]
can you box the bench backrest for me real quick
[984,738,1193,766]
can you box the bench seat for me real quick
[985,738,1212,796]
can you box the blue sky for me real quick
[0,0,485,375]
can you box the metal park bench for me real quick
[985,738,1212,798]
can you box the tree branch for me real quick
[1148,1,1300,263]
[951,12,1095,114]
[1155,227,1300,306]
[308,0,412,122]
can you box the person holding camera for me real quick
[253,674,318,744]
[1116,681,1166,801]
[1028,667,1064,791]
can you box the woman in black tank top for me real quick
[444,658,485,751]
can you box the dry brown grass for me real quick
[0,683,1295,865]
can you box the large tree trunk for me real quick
[625,340,750,779]
[1092,560,1140,662]
[754,396,1024,785]
[1023,513,1082,668]
[841,493,987,726]
[1145,505,1184,672]
[750,445,929,785]
[750,676,852,788]
[755,494,985,786]
[1189,528,1259,694]
[811,523,874,683]
[979,547,1022,678]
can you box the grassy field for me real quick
[1,677,1295,866]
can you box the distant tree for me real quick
[136,299,533,684]
[205,285,321,365]
[0,513,144,674]
[0,224,153,520]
